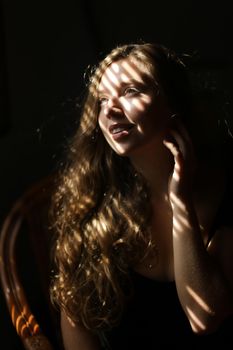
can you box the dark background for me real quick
[1,1,233,348]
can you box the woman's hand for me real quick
[163,115,196,201]
[163,116,233,334]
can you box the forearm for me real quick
[172,196,232,334]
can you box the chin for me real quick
[113,147,132,157]
[114,145,145,158]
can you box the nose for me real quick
[104,97,123,119]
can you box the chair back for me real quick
[0,175,63,350]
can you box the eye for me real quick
[124,87,140,96]
[98,96,109,107]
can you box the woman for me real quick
[50,42,233,349]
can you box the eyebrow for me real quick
[98,79,145,94]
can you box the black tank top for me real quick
[100,271,233,349]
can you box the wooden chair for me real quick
[0,175,63,350]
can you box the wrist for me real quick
[169,190,194,209]
[170,194,200,231]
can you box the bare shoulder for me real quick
[207,226,233,289]
[61,311,101,350]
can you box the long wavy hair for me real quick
[50,42,192,331]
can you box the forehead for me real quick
[98,57,152,95]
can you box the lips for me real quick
[109,123,134,135]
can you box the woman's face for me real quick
[97,56,172,156]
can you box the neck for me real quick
[129,137,174,200]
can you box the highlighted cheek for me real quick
[132,99,147,112]
[121,99,131,112]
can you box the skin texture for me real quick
[60,54,233,349]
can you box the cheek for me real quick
[98,113,106,131]
[143,96,171,128]
[124,97,153,122]
[98,115,110,142]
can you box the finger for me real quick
[163,139,181,159]
[163,140,181,180]
[169,116,193,148]
[165,125,195,162]
[167,129,188,159]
